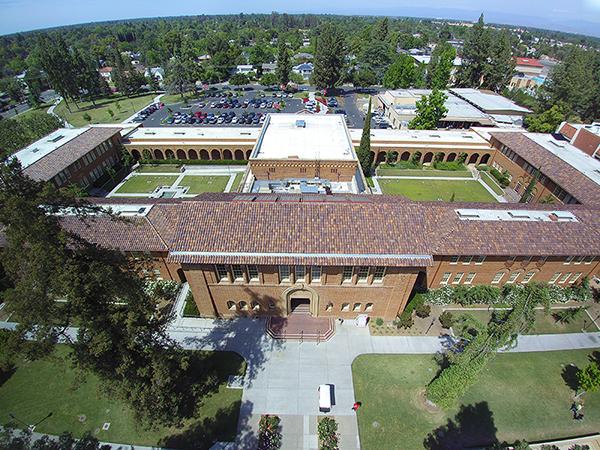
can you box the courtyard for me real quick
[377,178,498,202]
[352,350,600,450]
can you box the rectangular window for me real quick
[506,272,520,284]
[311,266,322,283]
[372,267,386,283]
[440,272,452,285]
[574,256,585,265]
[450,255,459,265]
[357,266,369,283]
[295,265,306,283]
[569,272,582,284]
[247,265,259,282]
[491,272,505,284]
[215,265,229,282]
[342,266,353,283]
[507,255,517,264]
[559,272,571,284]
[521,271,535,284]
[474,256,486,265]
[231,265,244,282]
[464,272,476,285]
[549,272,561,284]
[538,256,548,264]
[461,255,473,265]
[564,256,575,265]
[452,272,464,284]
[279,265,291,283]
[584,256,595,265]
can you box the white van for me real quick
[319,384,332,412]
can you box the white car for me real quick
[319,384,332,412]
[232,117,238,124]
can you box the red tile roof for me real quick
[490,132,600,206]
[23,127,122,182]
[61,195,600,265]
[515,57,543,68]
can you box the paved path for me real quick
[47,98,73,128]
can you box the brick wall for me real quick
[249,160,358,182]
[572,128,600,159]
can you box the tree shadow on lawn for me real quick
[424,402,499,450]
[561,363,581,392]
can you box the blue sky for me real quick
[1,0,600,37]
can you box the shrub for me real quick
[375,317,384,326]
[477,164,490,171]
[258,415,282,450]
[410,151,422,165]
[490,168,510,188]
[432,161,466,171]
[395,315,414,329]
[415,303,431,318]
[424,286,454,305]
[144,280,180,302]
[553,307,584,324]
[439,311,455,329]
[183,291,201,317]
[317,417,339,450]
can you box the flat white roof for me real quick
[451,88,532,114]
[127,127,260,141]
[348,128,488,144]
[253,114,355,161]
[526,133,600,187]
[411,55,462,66]
[13,128,88,169]
[456,208,578,222]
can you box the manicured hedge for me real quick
[140,158,248,166]
[432,161,466,171]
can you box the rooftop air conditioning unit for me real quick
[295,120,306,128]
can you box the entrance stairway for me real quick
[266,313,335,342]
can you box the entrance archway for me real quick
[282,286,319,316]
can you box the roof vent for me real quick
[48,135,65,143]
[549,140,566,148]
[508,211,530,219]
[457,210,480,219]
[295,120,306,128]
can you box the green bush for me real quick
[375,317,384,326]
[139,158,248,166]
[317,417,339,450]
[490,168,510,188]
[183,291,201,317]
[258,415,282,450]
[388,160,419,169]
[143,280,180,302]
[415,303,431,318]
[439,311,455,329]
[432,161,466,171]
[477,164,490,171]
[395,315,414,329]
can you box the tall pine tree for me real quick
[276,40,291,86]
[428,42,456,90]
[312,23,346,90]
[484,30,514,93]
[458,14,491,88]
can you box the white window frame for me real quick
[491,272,505,284]
[231,265,245,282]
[549,272,561,284]
[353,303,362,312]
[357,266,369,283]
[558,272,571,284]
[464,272,476,285]
[247,265,259,282]
[372,266,386,283]
[564,256,575,265]
[452,272,464,285]
[227,301,236,311]
[521,271,535,284]
[341,303,350,312]
[365,303,374,312]
[450,255,459,265]
[506,272,520,284]
[440,272,452,285]
[461,255,473,265]
[279,265,291,283]
[574,256,585,265]
[311,266,322,283]
[342,266,353,283]
[569,273,582,284]
[584,256,595,265]
[474,256,486,265]
[216,264,229,282]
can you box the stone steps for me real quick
[266,315,335,342]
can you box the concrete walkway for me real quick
[47,97,73,128]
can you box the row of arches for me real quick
[373,150,492,166]
[129,148,253,161]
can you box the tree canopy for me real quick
[312,23,346,90]
[383,54,424,89]
[408,89,448,130]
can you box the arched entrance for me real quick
[282,286,319,316]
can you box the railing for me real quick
[300,330,303,344]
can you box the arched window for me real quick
[353,303,362,312]
[325,302,333,312]
[211,149,221,160]
[251,301,260,311]
[365,303,374,312]
[234,149,245,160]
[341,303,350,312]
[131,149,141,160]
[165,149,175,159]
[227,301,236,311]
[176,149,186,159]
[188,149,198,160]
[200,149,209,160]
[246,149,252,159]
[423,152,434,163]
[153,149,164,160]
[480,154,491,165]
[447,153,457,162]
[400,151,411,161]
[468,153,480,164]
[239,301,248,311]
[223,149,233,160]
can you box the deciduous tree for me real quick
[383,54,424,89]
[458,14,491,88]
[408,89,448,130]
[428,42,456,90]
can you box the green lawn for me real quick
[452,308,598,334]
[377,167,472,178]
[231,172,245,192]
[54,94,156,127]
[115,175,178,194]
[178,176,230,194]
[378,179,497,202]
[353,350,600,450]
[0,346,246,448]
[137,164,182,173]
[480,172,505,196]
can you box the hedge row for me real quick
[432,161,466,171]
[424,282,591,306]
[139,158,248,166]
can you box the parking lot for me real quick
[142,90,306,128]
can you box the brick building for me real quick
[63,194,600,321]
[557,122,600,160]
[13,126,124,190]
